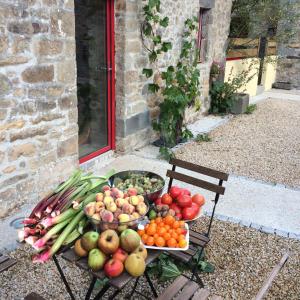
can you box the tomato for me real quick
[169,203,181,214]
[175,212,182,220]
[180,188,191,196]
[155,197,162,206]
[161,193,173,205]
[169,186,182,199]
[192,194,205,207]
[176,194,192,208]
[182,202,200,220]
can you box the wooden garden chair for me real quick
[0,253,17,273]
[165,157,229,286]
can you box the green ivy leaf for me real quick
[161,42,172,52]
[143,22,152,36]
[149,51,157,62]
[152,35,161,44]
[199,261,215,273]
[142,68,153,78]
[167,66,175,72]
[159,17,169,27]
[148,0,160,9]
[148,83,160,93]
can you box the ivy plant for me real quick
[141,0,201,152]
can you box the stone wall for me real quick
[0,0,78,217]
[115,0,233,152]
[275,2,300,89]
[0,0,233,218]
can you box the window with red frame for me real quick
[197,8,210,62]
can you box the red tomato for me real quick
[155,197,162,205]
[192,194,205,207]
[176,194,192,208]
[169,203,181,214]
[175,212,182,220]
[161,193,173,205]
[182,203,200,220]
[169,186,182,199]
[180,188,191,196]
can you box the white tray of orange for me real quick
[138,216,189,251]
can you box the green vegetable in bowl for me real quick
[114,173,164,194]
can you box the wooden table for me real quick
[53,246,161,300]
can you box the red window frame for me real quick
[79,0,115,164]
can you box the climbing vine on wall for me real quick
[141,0,201,157]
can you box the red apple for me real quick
[180,188,191,196]
[104,259,124,277]
[192,194,205,207]
[155,197,162,205]
[161,193,173,205]
[98,230,120,254]
[112,248,128,263]
[169,186,182,199]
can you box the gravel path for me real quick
[1,217,299,299]
[176,99,300,188]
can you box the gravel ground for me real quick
[1,217,299,300]
[176,99,300,188]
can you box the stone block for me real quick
[0,108,7,120]
[2,174,28,186]
[0,119,25,131]
[37,39,63,56]
[57,136,78,157]
[0,150,4,163]
[2,166,16,174]
[0,74,12,96]
[22,65,54,83]
[0,35,8,54]
[116,110,150,138]
[51,11,75,37]
[12,37,30,54]
[58,94,77,109]
[31,113,63,124]
[8,21,48,35]
[8,143,36,161]
[0,188,17,217]
[57,60,76,83]
[36,100,56,111]
[10,126,49,142]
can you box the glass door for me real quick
[75,0,115,163]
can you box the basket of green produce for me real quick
[109,170,165,202]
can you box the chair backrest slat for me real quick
[169,158,229,181]
[166,170,225,195]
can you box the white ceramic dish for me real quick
[143,223,189,251]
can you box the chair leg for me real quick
[52,255,76,300]
[144,270,158,297]
[191,247,205,288]
[85,276,97,300]
[125,277,139,299]
[93,283,110,300]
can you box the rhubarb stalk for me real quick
[41,208,77,228]
[33,211,85,263]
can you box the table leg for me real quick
[52,255,76,300]
[93,282,110,300]
[85,276,97,300]
[108,288,121,300]
[144,270,158,297]
[125,277,139,299]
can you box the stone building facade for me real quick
[275,1,300,89]
[0,0,232,218]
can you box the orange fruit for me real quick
[173,221,180,229]
[164,215,175,226]
[163,232,171,241]
[178,234,185,241]
[146,224,157,236]
[164,225,170,231]
[158,227,167,236]
[171,232,178,240]
[176,228,183,235]
[141,234,148,244]
[178,239,187,248]
[155,236,166,247]
[146,236,155,246]
[150,219,155,224]
[167,238,177,248]
[155,217,162,224]
[137,229,145,236]
[179,220,185,227]
[153,233,159,239]
[158,222,165,227]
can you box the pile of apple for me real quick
[74,228,147,278]
[84,186,148,227]
[150,186,205,221]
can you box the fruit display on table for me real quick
[148,186,205,221]
[84,186,149,232]
[109,171,165,201]
[74,228,147,277]
[138,216,189,250]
